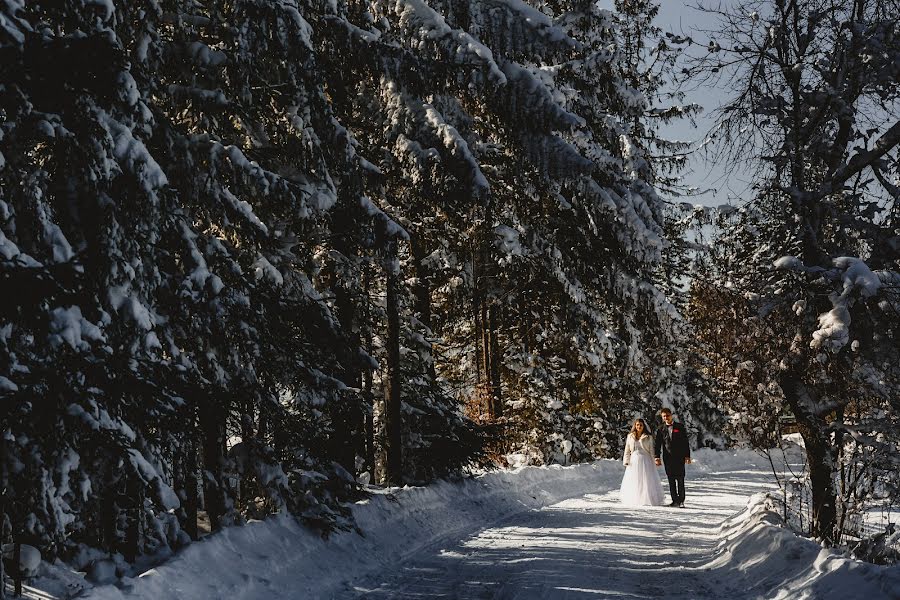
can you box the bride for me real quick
[620,418,664,506]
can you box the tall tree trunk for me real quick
[473,223,494,420]
[0,445,6,600]
[480,300,493,418]
[779,373,836,544]
[474,293,485,417]
[362,266,375,476]
[101,461,120,552]
[518,295,529,356]
[257,402,268,444]
[241,396,254,446]
[13,541,21,596]
[178,437,200,541]
[470,215,503,421]
[334,289,362,476]
[383,240,403,485]
[488,303,503,419]
[410,234,437,382]
[199,394,228,530]
[473,242,484,392]
[123,472,142,562]
[802,424,837,545]
[364,370,375,478]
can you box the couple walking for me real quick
[620,408,691,507]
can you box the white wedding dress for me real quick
[620,433,664,506]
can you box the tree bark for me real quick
[123,472,142,563]
[334,292,362,476]
[0,459,5,600]
[481,300,493,418]
[410,234,437,382]
[179,438,200,541]
[488,304,503,419]
[13,542,21,596]
[779,372,837,544]
[383,240,403,485]
[362,266,375,476]
[199,394,228,530]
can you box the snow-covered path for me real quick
[77,449,899,600]
[343,468,776,599]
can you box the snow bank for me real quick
[52,447,900,600]
[708,493,900,599]
[84,459,626,599]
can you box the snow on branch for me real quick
[127,449,181,510]
[380,79,489,196]
[520,133,592,179]
[360,196,409,240]
[468,0,576,60]
[167,84,229,107]
[498,61,584,131]
[579,178,663,263]
[422,104,490,196]
[777,255,895,352]
[48,306,105,351]
[221,187,269,236]
[378,0,506,84]
[0,0,30,48]
[207,141,338,217]
[98,110,168,194]
[794,119,900,202]
[67,401,137,442]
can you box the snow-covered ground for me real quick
[20,446,900,599]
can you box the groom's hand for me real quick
[655,458,661,466]
[684,457,691,465]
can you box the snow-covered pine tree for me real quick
[648,202,730,450]
[0,0,184,561]
[606,0,727,450]
[135,0,369,530]
[310,0,504,483]
[312,0,679,469]
[482,0,704,463]
[0,0,371,564]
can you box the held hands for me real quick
[653,457,690,466]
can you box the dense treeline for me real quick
[0,0,696,568]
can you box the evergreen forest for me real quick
[0,0,898,579]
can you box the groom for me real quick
[654,408,691,507]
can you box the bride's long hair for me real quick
[630,418,651,439]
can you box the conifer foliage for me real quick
[0,0,683,568]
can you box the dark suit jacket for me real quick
[654,421,690,474]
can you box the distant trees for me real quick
[687,0,900,546]
[0,0,689,569]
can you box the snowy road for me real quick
[78,448,899,600]
[343,468,776,599]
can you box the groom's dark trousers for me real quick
[665,462,686,506]
[655,421,690,504]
